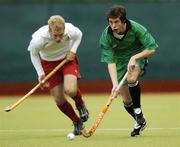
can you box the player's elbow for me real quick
[151,49,156,54]
[150,49,156,56]
[79,30,83,39]
[146,49,156,56]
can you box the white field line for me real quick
[0,128,180,133]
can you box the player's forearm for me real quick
[132,49,155,61]
[30,52,45,77]
[108,63,118,86]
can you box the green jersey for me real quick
[100,20,158,81]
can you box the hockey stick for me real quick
[81,72,128,137]
[4,59,67,112]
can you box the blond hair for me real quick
[48,15,65,33]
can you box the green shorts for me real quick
[116,58,148,84]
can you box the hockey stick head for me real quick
[81,128,92,138]
[81,72,128,138]
[4,106,11,112]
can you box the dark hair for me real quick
[106,5,127,22]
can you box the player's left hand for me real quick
[66,51,76,61]
[128,57,136,72]
[38,75,50,90]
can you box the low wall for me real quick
[0,80,180,95]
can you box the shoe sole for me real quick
[131,121,148,137]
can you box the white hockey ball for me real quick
[67,133,75,140]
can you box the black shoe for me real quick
[135,112,146,125]
[73,120,84,135]
[130,119,147,137]
[77,104,89,122]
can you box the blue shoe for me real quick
[77,104,89,122]
[73,120,84,135]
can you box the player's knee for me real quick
[65,88,76,97]
[127,76,137,84]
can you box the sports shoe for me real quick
[73,120,84,135]
[77,104,89,122]
[135,112,146,125]
[130,119,147,137]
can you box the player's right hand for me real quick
[66,51,76,62]
[38,75,50,90]
[127,57,136,72]
[111,85,119,98]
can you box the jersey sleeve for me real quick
[27,37,44,55]
[27,37,45,77]
[30,52,45,77]
[135,24,158,50]
[67,24,82,53]
[100,31,115,64]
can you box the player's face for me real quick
[49,29,64,43]
[109,18,126,35]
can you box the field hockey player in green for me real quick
[100,5,158,137]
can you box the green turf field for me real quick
[0,93,180,147]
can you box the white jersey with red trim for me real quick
[27,23,82,77]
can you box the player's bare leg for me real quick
[50,84,83,135]
[64,75,89,122]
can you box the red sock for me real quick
[72,88,84,108]
[57,101,80,122]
